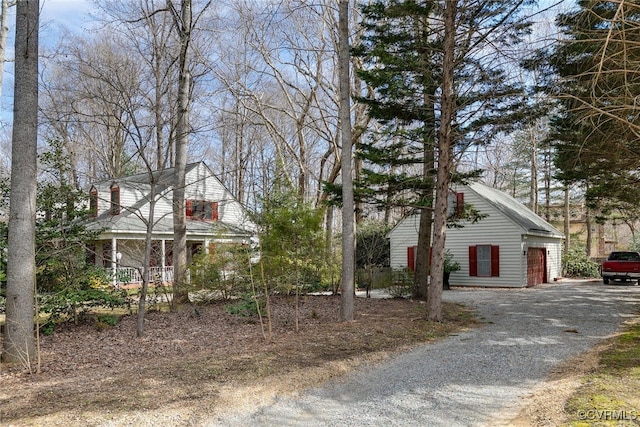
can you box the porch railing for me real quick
[112,266,174,286]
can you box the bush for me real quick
[188,246,252,301]
[388,268,413,298]
[563,245,601,278]
[225,294,264,317]
[38,271,129,334]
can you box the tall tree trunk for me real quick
[171,0,192,306]
[338,0,355,322]
[585,204,592,257]
[3,0,38,366]
[564,186,570,253]
[137,184,157,337]
[413,97,436,300]
[427,0,456,322]
[529,127,538,214]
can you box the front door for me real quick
[527,248,546,286]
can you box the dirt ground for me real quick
[2,293,613,427]
[1,295,477,426]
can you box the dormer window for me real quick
[89,186,98,217]
[186,200,218,221]
[110,183,120,215]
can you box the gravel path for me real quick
[212,280,640,427]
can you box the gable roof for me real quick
[86,161,254,239]
[465,181,563,238]
[92,162,202,188]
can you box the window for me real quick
[110,183,120,215]
[89,186,98,217]
[469,245,499,277]
[447,192,464,218]
[186,200,219,221]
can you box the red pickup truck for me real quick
[601,251,640,285]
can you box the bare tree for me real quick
[338,0,354,322]
[169,0,196,305]
[3,0,39,367]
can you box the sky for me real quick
[1,0,99,128]
[41,0,97,29]
[0,0,574,138]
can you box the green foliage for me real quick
[256,188,328,294]
[388,268,413,298]
[38,274,129,334]
[0,140,129,331]
[224,294,264,318]
[443,250,461,273]
[356,221,391,269]
[36,140,102,293]
[628,237,640,252]
[562,245,600,278]
[188,244,253,301]
[96,314,120,327]
[350,0,533,213]
[534,2,640,219]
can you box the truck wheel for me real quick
[603,278,610,285]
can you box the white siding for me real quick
[90,162,255,237]
[445,187,525,287]
[524,236,563,282]
[184,163,252,229]
[388,184,564,288]
[389,214,421,270]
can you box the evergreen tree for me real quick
[256,187,327,295]
[354,0,534,308]
[354,0,440,299]
[539,1,640,217]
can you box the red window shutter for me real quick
[491,245,500,277]
[407,246,415,271]
[456,192,464,217]
[185,200,193,218]
[469,246,478,276]
[211,202,219,221]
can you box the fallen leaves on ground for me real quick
[1,295,476,426]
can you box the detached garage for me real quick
[388,181,564,288]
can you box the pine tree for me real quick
[542,1,640,216]
[354,0,534,312]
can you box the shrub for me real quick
[188,246,253,301]
[225,294,264,317]
[388,268,413,298]
[38,270,129,334]
[563,245,601,278]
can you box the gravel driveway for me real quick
[213,280,640,427]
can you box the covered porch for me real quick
[95,237,208,288]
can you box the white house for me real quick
[85,162,256,285]
[388,181,564,288]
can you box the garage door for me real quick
[527,248,546,286]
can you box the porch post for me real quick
[111,237,117,286]
[161,239,166,283]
